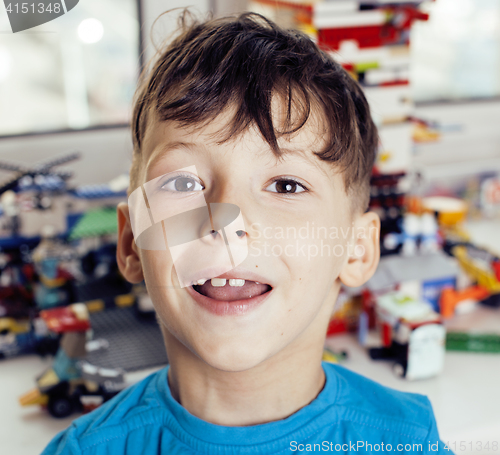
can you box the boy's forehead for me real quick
[142,105,329,172]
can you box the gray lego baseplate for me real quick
[86,306,168,372]
[367,251,459,292]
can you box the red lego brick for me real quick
[41,305,90,334]
[380,80,410,87]
[318,25,393,51]
[493,260,500,282]
[381,322,392,347]
[326,318,347,336]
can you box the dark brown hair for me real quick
[130,11,378,212]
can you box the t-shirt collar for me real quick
[154,362,338,453]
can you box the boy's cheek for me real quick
[141,249,177,290]
[248,231,348,268]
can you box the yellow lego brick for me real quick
[115,294,135,307]
[454,246,500,293]
[0,318,30,334]
[37,368,60,389]
[19,388,49,407]
[40,275,67,288]
[322,351,339,363]
[86,300,105,313]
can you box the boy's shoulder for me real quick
[323,362,435,435]
[42,367,170,455]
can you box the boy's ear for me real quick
[116,202,144,284]
[338,211,380,288]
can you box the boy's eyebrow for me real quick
[146,141,199,171]
[145,140,322,172]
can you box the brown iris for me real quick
[275,180,298,193]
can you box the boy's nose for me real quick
[162,203,247,246]
[206,228,247,241]
[204,186,255,242]
[199,203,249,268]
[201,203,247,243]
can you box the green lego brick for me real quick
[446,332,500,353]
[355,61,379,72]
[69,207,118,240]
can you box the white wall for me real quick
[414,100,500,181]
[0,0,212,188]
[140,0,252,62]
[140,0,210,63]
[214,0,248,16]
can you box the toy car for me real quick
[368,292,446,380]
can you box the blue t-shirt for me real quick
[42,362,452,454]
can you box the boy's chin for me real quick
[196,342,273,373]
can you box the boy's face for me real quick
[118,106,379,372]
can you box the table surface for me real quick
[1,218,500,455]
[325,332,500,453]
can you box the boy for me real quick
[43,12,450,454]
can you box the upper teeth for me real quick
[209,278,245,287]
[197,279,207,285]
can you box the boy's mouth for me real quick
[192,278,272,301]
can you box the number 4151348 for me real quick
[444,441,499,452]
[5,3,62,14]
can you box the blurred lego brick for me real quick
[60,331,87,358]
[69,207,118,241]
[446,332,500,353]
[87,306,168,372]
[74,274,133,308]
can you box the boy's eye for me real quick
[265,179,307,194]
[161,175,204,193]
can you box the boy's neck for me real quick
[164,330,327,427]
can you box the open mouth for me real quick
[192,278,272,302]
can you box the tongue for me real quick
[195,281,270,301]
